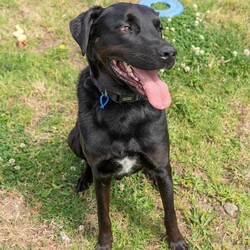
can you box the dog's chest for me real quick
[114,156,141,178]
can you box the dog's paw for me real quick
[170,239,189,250]
[143,169,158,189]
[75,176,92,193]
[95,243,112,250]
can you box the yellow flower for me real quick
[59,44,65,50]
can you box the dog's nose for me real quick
[158,44,177,60]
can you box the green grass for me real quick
[151,2,170,10]
[0,0,249,249]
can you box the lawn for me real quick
[0,0,249,249]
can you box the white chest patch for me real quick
[115,157,138,176]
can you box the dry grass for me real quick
[183,0,250,39]
[0,190,69,250]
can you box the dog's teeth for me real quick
[126,66,132,73]
[130,72,139,81]
[123,62,132,73]
[133,74,139,81]
[127,67,132,73]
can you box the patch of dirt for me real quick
[0,190,71,250]
[36,37,64,54]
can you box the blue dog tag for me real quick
[139,0,184,17]
[100,92,110,109]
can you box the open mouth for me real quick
[111,60,172,110]
[111,60,145,95]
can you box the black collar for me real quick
[108,92,141,104]
[92,77,141,104]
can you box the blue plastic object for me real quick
[100,92,109,109]
[139,0,184,17]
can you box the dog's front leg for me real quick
[94,176,113,250]
[156,163,188,250]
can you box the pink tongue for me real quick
[132,68,171,110]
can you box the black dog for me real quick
[68,3,188,250]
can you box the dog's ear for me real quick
[70,6,104,55]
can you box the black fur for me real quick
[68,3,188,250]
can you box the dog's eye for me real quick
[121,26,132,33]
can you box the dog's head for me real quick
[70,3,176,109]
